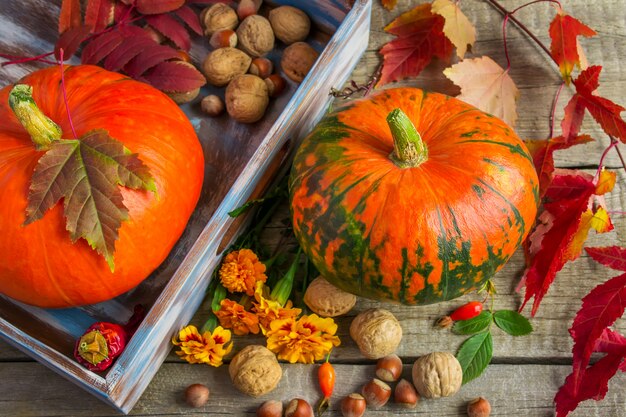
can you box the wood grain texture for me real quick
[1,0,626,416]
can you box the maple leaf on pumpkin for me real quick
[377,3,453,86]
[549,7,596,84]
[431,0,476,59]
[443,56,519,127]
[519,168,615,316]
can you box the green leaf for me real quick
[456,331,493,384]
[494,310,533,336]
[25,130,155,271]
[453,311,493,335]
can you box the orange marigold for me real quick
[215,299,260,335]
[219,249,267,296]
[172,325,233,366]
[252,282,301,334]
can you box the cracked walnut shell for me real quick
[229,345,282,397]
[304,276,356,317]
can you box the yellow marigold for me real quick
[252,282,301,334]
[219,249,267,296]
[172,325,233,366]
[266,314,341,364]
[215,299,260,335]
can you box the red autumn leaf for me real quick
[103,35,157,72]
[55,25,93,60]
[561,94,586,142]
[594,328,626,356]
[136,0,185,15]
[175,5,203,36]
[554,272,626,416]
[378,3,453,86]
[585,247,626,271]
[524,135,593,198]
[59,0,82,34]
[145,14,192,51]
[520,169,615,316]
[85,0,115,33]
[549,8,596,83]
[141,60,206,92]
[124,44,181,78]
[114,2,133,23]
[81,30,124,65]
[381,0,398,11]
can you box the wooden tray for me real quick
[0,0,371,413]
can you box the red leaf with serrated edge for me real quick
[85,0,115,33]
[594,328,626,355]
[175,5,203,35]
[124,44,181,78]
[378,3,453,86]
[561,94,586,142]
[573,65,601,94]
[549,9,596,83]
[141,61,206,92]
[104,35,157,72]
[59,0,82,34]
[55,25,93,60]
[136,0,185,15]
[81,30,124,64]
[554,272,626,416]
[145,14,191,51]
[586,247,626,271]
[524,135,592,198]
[114,2,133,23]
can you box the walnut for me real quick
[202,47,251,87]
[349,308,402,359]
[412,352,462,399]
[304,276,356,317]
[280,42,319,83]
[225,74,269,123]
[229,345,282,397]
[201,3,238,36]
[269,6,311,44]
[237,15,275,57]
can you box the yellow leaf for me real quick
[431,0,476,59]
[443,56,520,127]
[589,206,612,233]
[565,207,613,261]
[595,169,616,195]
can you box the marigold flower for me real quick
[219,249,267,296]
[266,314,341,364]
[215,299,260,335]
[252,282,301,334]
[172,325,233,366]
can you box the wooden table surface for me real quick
[1,0,625,416]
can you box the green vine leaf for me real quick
[452,311,493,335]
[456,331,493,385]
[494,310,533,336]
[25,129,156,271]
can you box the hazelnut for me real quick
[237,0,262,20]
[257,400,283,417]
[210,29,237,49]
[264,74,286,97]
[394,379,419,408]
[375,354,403,382]
[361,379,391,409]
[284,398,313,417]
[184,383,209,408]
[269,6,311,44]
[412,352,462,398]
[201,3,238,36]
[249,57,274,79]
[202,47,251,87]
[201,95,224,117]
[304,276,357,317]
[237,15,275,57]
[280,42,319,83]
[340,393,366,417]
[229,345,282,397]
[225,74,269,123]
[467,397,491,417]
[349,308,403,359]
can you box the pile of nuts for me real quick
[199,1,319,123]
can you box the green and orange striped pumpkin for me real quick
[289,88,539,305]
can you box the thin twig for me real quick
[611,136,626,173]
[549,82,565,138]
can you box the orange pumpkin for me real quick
[0,65,204,308]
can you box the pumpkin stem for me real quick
[387,108,428,168]
[8,84,62,151]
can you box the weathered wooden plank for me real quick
[0,362,623,416]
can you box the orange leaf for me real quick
[549,8,596,84]
[378,3,453,86]
[59,0,82,34]
[381,0,397,11]
[431,0,475,59]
